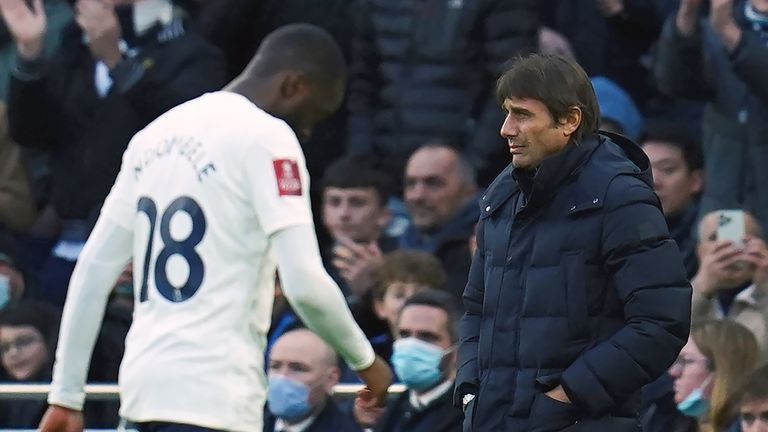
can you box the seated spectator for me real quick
[401,142,479,300]
[0,0,225,305]
[0,300,60,428]
[641,122,704,278]
[355,289,462,432]
[729,363,768,432]
[321,153,396,301]
[369,250,447,362]
[643,319,759,432]
[691,210,768,359]
[264,328,362,432]
[592,76,644,141]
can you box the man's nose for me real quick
[500,115,517,139]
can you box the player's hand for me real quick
[353,391,385,428]
[0,0,46,60]
[355,355,392,408]
[39,405,84,432]
[332,234,384,298]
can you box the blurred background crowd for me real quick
[0,0,767,430]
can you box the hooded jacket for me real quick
[456,132,691,431]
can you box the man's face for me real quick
[397,304,453,354]
[404,147,473,232]
[268,330,338,408]
[0,325,48,381]
[280,77,344,142]
[322,187,389,243]
[643,142,702,218]
[500,98,571,170]
[741,398,768,432]
[668,337,712,405]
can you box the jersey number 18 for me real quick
[137,196,206,303]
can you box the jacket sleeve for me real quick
[653,16,715,100]
[6,57,68,148]
[728,31,768,107]
[346,0,379,155]
[559,176,692,416]
[468,0,538,169]
[109,33,226,124]
[454,218,486,406]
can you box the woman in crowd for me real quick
[645,319,760,432]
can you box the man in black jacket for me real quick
[346,0,539,186]
[0,0,225,304]
[455,54,691,431]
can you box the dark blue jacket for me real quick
[263,398,362,432]
[374,386,462,432]
[455,132,691,431]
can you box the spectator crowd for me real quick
[0,0,767,431]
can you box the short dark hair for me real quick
[321,154,393,206]
[0,300,61,352]
[250,23,346,90]
[641,122,703,172]
[373,250,447,300]
[496,54,599,144]
[400,289,462,344]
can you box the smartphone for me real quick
[716,209,746,249]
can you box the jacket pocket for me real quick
[528,392,578,432]
[564,251,588,337]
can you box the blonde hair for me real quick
[692,320,759,432]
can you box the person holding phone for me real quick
[690,210,768,360]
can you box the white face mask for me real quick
[0,274,11,310]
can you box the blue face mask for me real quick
[677,375,713,418]
[0,275,11,310]
[267,375,313,422]
[391,337,450,391]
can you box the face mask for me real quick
[267,375,313,422]
[0,274,11,310]
[391,337,450,391]
[677,375,713,418]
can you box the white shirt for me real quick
[274,414,317,432]
[48,92,374,432]
[409,380,454,411]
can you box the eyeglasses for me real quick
[741,411,768,425]
[0,335,42,355]
[670,356,710,371]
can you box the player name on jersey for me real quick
[134,135,217,182]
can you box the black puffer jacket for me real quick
[456,132,691,431]
[347,0,539,185]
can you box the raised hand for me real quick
[596,0,625,17]
[0,0,47,60]
[75,0,123,68]
[332,234,384,298]
[676,0,705,36]
[709,0,741,51]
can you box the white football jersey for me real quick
[100,92,313,431]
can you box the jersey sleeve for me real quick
[243,126,314,236]
[100,135,139,230]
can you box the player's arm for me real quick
[271,224,391,402]
[48,216,133,411]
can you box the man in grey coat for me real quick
[654,0,768,230]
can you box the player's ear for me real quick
[279,71,311,107]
